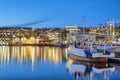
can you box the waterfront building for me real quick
[65,26,78,32]
[0,25,119,45]
[65,26,79,44]
[0,27,33,45]
[0,27,63,45]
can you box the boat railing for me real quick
[84,49,92,59]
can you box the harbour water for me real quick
[0,46,120,80]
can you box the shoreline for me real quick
[0,44,69,48]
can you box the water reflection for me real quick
[1,46,120,80]
[66,59,115,80]
[0,46,68,65]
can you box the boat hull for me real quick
[69,53,108,63]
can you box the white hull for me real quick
[68,45,115,62]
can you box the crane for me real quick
[106,19,120,36]
[105,19,120,44]
[106,19,120,27]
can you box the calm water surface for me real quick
[0,46,120,80]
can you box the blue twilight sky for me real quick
[0,0,120,28]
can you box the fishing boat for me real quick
[68,42,115,63]
[68,33,115,63]
[68,17,115,63]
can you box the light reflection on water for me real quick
[66,59,120,80]
[0,46,69,79]
[0,46,68,65]
[0,46,120,80]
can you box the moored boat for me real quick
[68,17,115,63]
[68,43,115,63]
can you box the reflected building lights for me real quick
[0,46,68,67]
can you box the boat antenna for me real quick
[82,17,86,48]
[82,17,86,42]
[82,16,86,36]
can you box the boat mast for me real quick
[83,17,86,40]
[82,17,86,48]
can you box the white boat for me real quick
[68,18,115,63]
[68,42,115,63]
